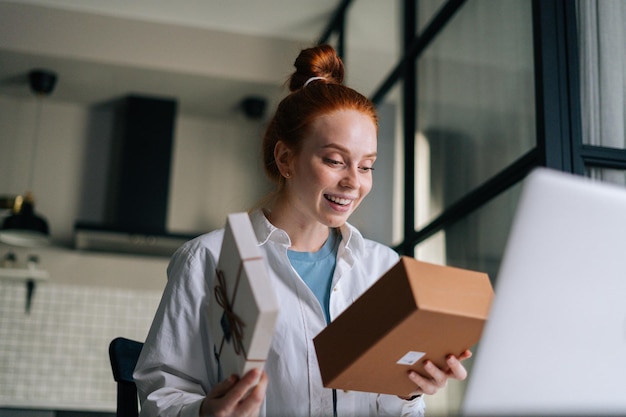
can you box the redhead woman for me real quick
[134,44,471,417]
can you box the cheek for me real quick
[294,168,328,197]
[307,166,335,188]
[360,176,374,197]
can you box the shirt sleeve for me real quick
[376,393,426,417]
[134,242,219,416]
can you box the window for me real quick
[415,0,534,228]
[577,0,626,184]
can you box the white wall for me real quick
[1,96,91,245]
[0,91,398,275]
[0,2,400,412]
[0,52,399,415]
[0,0,399,256]
[0,95,272,243]
[168,114,273,234]
[0,90,275,412]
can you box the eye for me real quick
[323,157,344,167]
[359,166,375,173]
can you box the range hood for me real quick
[74,226,192,257]
[74,95,198,257]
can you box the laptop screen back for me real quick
[461,168,626,416]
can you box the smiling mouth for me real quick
[325,194,353,206]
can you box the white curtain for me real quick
[577,0,626,182]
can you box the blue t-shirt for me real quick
[287,229,341,323]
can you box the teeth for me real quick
[327,195,352,205]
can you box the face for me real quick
[278,109,377,229]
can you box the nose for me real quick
[340,165,359,189]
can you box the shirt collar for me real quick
[337,221,363,267]
[249,209,365,259]
[250,209,291,247]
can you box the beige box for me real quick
[314,256,494,397]
[209,212,279,379]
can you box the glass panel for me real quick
[578,0,626,149]
[345,0,401,97]
[417,0,449,32]
[351,83,404,246]
[414,180,522,414]
[415,0,535,227]
[325,31,342,53]
[415,179,523,286]
[586,167,626,187]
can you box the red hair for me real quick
[262,44,378,185]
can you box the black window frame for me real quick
[319,0,625,257]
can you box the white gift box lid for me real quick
[209,212,279,379]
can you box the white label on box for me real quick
[397,351,426,365]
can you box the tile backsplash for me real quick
[0,280,161,411]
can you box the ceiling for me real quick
[13,0,341,39]
[0,0,347,118]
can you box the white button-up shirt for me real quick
[135,210,426,417]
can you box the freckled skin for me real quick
[270,109,377,251]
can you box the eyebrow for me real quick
[321,143,378,159]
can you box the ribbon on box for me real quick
[215,265,246,357]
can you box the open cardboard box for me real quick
[209,212,279,379]
[314,256,494,397]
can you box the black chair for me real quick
[109,337,144,417]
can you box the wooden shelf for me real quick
[0,267,49,281]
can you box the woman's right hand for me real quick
[199,368,268,417]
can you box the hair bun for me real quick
[288,44,345,92]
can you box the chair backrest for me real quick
[109,337,144,417]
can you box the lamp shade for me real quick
[0,68,58,247]
[0,193,50,247]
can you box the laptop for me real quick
[460,167,626,416]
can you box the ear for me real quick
[274,140,293,178]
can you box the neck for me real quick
[266,206,331,252]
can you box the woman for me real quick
[134,44,471,417]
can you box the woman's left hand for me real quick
[401,350,473,399]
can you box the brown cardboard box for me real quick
[313,256,494,397]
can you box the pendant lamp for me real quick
[0,69,57,247]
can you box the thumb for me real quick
[208,374,238,399]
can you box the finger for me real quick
[245,371,268,404]
[422,360,449,387]
[240,367,263,387]
[458,349,473,361]
[233,371,268,417]
[223,368,263,403]
[445,355,468,380]
[208,374,238,399]
[407,369,438,396]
